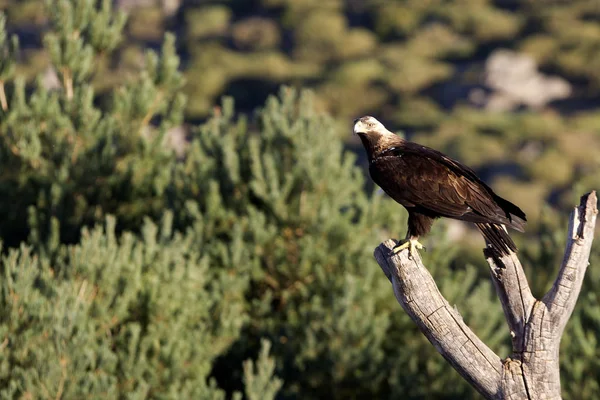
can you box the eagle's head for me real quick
[353,116,392,137]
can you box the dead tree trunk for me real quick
[374,191,597,399]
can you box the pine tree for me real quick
[0,3,283,398]
[0,213,285,398]
[0,1,184,249]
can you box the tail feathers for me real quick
[476,223,517,256]
[507,215,526,232]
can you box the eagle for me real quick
[353,116,526,256]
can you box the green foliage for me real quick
[0,1,184,249]
[240,340,284,400]
[0,215,250,399]
[44,0,127,93]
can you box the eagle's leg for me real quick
[391,236,425,256]
[391,210,433,257]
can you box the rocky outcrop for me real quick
[472,49,572,111]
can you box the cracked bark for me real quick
[374,191,597,399]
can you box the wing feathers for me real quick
[370,143,527,231]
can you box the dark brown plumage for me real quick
[353,116,526,256]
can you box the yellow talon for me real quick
[391,238,425,257]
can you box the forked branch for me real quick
[374,191,597,399]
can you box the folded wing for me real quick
[370,143,526,231]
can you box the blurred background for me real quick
[0,0,599,399]
[5,0,600,220]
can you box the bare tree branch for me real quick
[543,191,598,333]
[374,242,503,399]
[374,191,597,399]
[483,251,535,352]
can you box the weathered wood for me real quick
[374,191,597,399]
[375,243,503,398]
